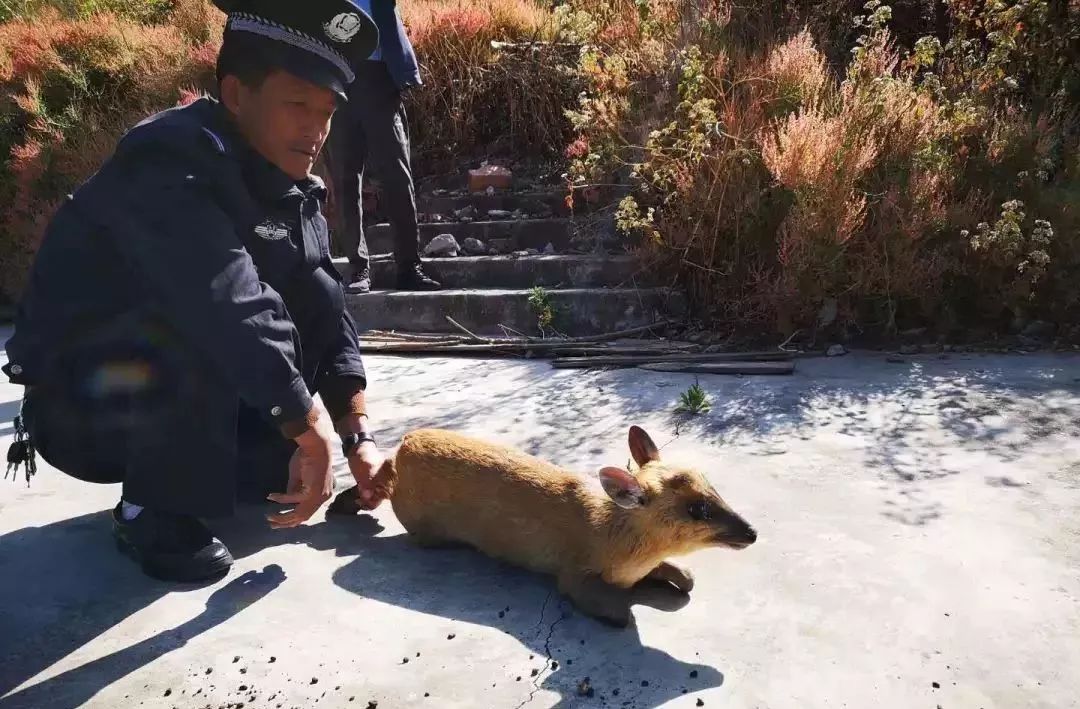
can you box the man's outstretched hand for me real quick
[348,440,387,510]
[267,406,336,528]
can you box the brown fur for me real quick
[333,425,757,626]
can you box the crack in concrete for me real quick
[514,589,568,709]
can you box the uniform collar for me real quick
[204,97,328,203]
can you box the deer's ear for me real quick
[628,426,660,467]
[599,466,647,509]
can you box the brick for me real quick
[468,165,512,193]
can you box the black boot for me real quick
[344,264,371,294]
[112,503,233,582]
[396,262,441,291]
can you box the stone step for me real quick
[346,287,685,336]
[361,254,653,289]
[365,218,574,256]
[417,190,569,218]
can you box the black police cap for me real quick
[212,0,378,98]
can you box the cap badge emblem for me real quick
[324,12,363,42]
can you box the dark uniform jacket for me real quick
[3,96,366,435]
[366,0,421,90]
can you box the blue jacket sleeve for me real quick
[75,155,315,434]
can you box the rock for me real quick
[462,237,487,255]
[233,656,240,663]
[525,248,540,256]
[899,344,919,355]
[423,234,460,257]
[942,344,954,353]
[486,185,496,196]
[487,238,513,254]
[921,343,941,354]
[511,209,526,220]
[469,165,512,193]
[577,679,592,696]
[1022,320,1055,339]
[433,188,449,196]
[900,327,927,340]
[697,700,705,707]
[690,670,698,678]
[826,344,847,357]
[447,634,456,640]
[487,209,512,220]
[543,242,557,255]
[886,355,906,364]
[453,205,477,220]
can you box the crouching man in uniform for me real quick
[2,0,390,582]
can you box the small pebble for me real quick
[336,686,341,691]
[933,682,941,689]
[234,656,241,663]
[567,660,573,666]
[517,676,522,682]
[416,652,421,658]
[551,661,559,670]
[447,634,456,640]
[164,689,172,697]
[240,668,247,674]
[367,702,378,709]
[613,689,620,696]
[697,700,705,707]
[269,657,277,663]
[424,693,430,698]
[642,680,650,687]
[239,685,248,692]
[205,668,213,675]
[690,670,698,678]
[311,678,319,685]
[682,689,688,694]
[498,611,505,618]
[531,669,540,677]
[403,658,410,664]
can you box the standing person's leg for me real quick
[325,98,372,293]
[21,312,260,582]
[353,61,440,290]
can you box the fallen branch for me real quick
[356,341,696,356]
[636,361,795,375]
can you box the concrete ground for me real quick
[2,328,1079,709]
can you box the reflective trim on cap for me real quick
[228,12,356,84]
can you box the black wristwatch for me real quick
[341,431,377,457]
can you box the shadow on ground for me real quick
[0,508,285,708]
[223,508,724,708]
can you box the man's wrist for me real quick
[335,413,370,436]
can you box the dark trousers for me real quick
[21,315,293,519]
[324,61,421,274]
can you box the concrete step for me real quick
[346,287,685,336]
[365,218,574,256]
[362,254,654,289]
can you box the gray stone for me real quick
[424,233,460,257]
[453,205,477,220]
[487,209,513,220]
[899,344,919,355]
[826,344,848,357]
[462,238,487,256]
[543,243,557,255]
[1022,320,1055,339]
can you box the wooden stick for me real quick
[444,316,488,343]
[356,342,690,356]
[636,361,795,375]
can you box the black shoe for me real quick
[397,263,441,291]
[112,503,233,582]
[344,265,371,294]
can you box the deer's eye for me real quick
[688,501,710,521]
